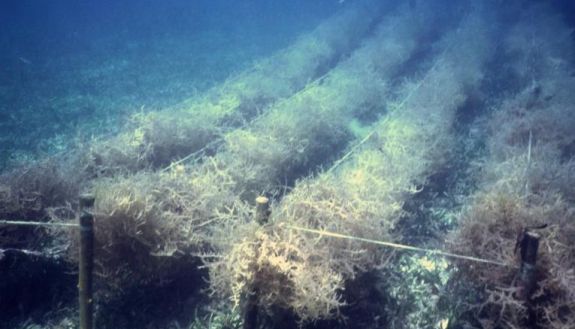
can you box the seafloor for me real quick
[1,1,574,328]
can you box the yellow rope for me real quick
[326,8,473,175]
[327,56,444,174]
[284,224,511,267]
[162,71,332,173]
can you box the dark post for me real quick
[243,288,259,329]
[79,194,95,329]
[255,196,270,226]
[243,196,270,329]
[517,231,540,301]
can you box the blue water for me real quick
[0,0,338,167]
[0,1,574,328]
[0,0,573,167]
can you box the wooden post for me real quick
[517,231,539,301]
[255,196,270,226]
[243,196,270,329]
[79,194,95,329]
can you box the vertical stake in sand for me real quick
[516,229,541,326]
[79,194,95,329]
[255,196,271,226]
[243,196,270,329]
[517,230,540,301]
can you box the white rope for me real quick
[0,219,78,228]
[284,224,511,267]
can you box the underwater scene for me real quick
[1,0,574,328]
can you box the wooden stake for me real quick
[243,196,270,329]
[517,230,539,301]
[79,194,95,329]
[255,196,270,225]
[243,287,259,329]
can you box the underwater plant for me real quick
[0,0,386,222]
[204,3,496,323]
[61,0,459,294]
[82,0,391,175]
[1,1,574,329]
[449,3,575,328]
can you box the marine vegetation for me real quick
[0,0,574,329]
